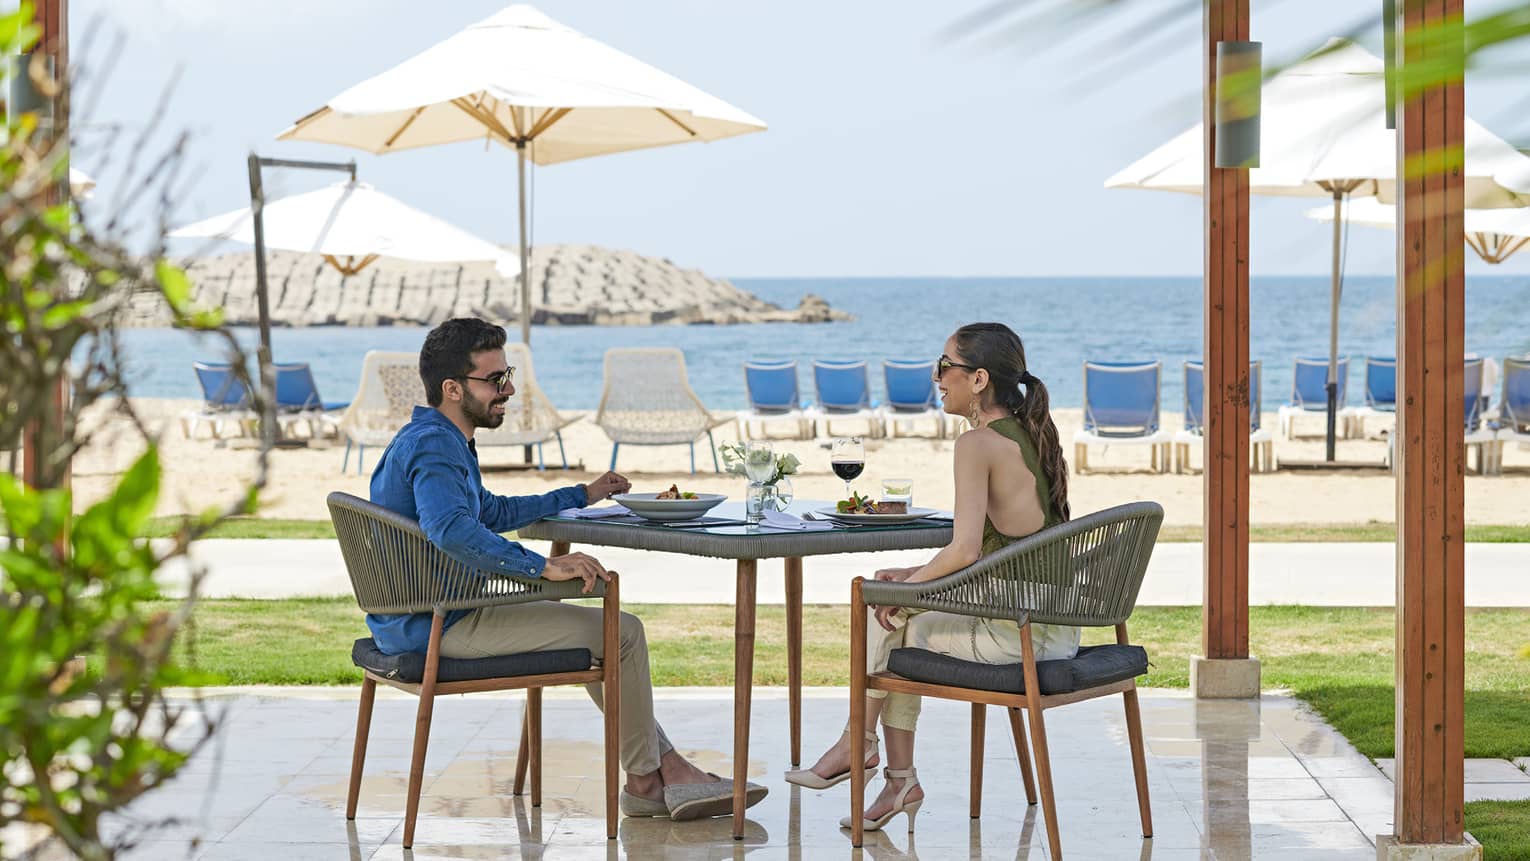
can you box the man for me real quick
[368,318,764,820]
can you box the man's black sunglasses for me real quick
[456,367,516,393]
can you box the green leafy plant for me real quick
[0,5,265,858]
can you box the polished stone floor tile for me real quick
[91,688,1408,860]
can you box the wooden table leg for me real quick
[516,540,571,795]
[732,558,758,839]
[784,556,803,767]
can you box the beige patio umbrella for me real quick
[1107,37,1530,459]
[1305,196,1530,264]
[169,179,515,274]
[276,3,766,345]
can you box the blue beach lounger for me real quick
[879,358,947,439]
[1173,360,1274,473]
[179,361,256,439]
[738,359,812,440]
[1278,356,1349,440]
[807,359,884,439]
[1072,360,1172,473]
[274,362,351,439]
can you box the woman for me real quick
[784,322,1074,833]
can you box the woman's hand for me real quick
[868,567,915,630]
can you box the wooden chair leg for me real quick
[346,675,377,820]
[1006,707,1038,805]
[528,687,543,807]
[403,612,445,849]
[512,708,529,796]
[603,576,621,840]
[1020,625,1062,860]
[970,703,985,818]
[1118,623,1152,837]
[1123,684,1154,838]
[849,580,868,849]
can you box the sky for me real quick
[42,0,1530,278]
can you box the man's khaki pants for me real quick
[441,602,673,775]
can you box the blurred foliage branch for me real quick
[0,3,269,858]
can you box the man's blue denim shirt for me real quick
[367,406,587,655]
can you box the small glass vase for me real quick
[745,482,772,524]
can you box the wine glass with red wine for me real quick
[830,437,865,499]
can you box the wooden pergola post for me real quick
[1383,0,1473,855]
[1192,0,1259,699]
[19,0,69,493]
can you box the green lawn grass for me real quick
[140,518,1529,542]
[1466,801,1530,861]
[142,600,1530,761]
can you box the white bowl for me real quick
[612,492,728,522]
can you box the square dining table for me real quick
[517,499,953,838]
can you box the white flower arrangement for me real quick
[718,442,800,485]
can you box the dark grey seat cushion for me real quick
[887,643,1148,696]
[352,638,592,684]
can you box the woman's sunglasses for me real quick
[933,356,979,380]
[457,367,516,393]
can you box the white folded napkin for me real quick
[758,510,835,532]
[558,504,631,519]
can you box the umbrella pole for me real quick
[246,153,277,452]
[1326,187,1343,461]
[516,141,534,465]
[517,141,532,346]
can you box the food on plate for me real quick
[835,493,907,515]
[655,484,699,500]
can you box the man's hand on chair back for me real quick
[543,552,613,594]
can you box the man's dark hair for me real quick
[419,318,508,407]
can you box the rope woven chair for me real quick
[327,492,619,847]
[593,347,734,473]
[336,352,424,474]
[474,342,582,469]
[849,501,1164,859]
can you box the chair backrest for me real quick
[865,501,1165,628]
[273,362,322,412]
[339,351,423,436]
[1291,356,1348,409]
[1504,357,1530,432]
[1464,357,1484,431]
[812,359,872,412]
[1183,361,1262,434]
[883,359,939,412]
[476,342,575,446]
[742,359,800,413]
[1364,357,1397,410]
[1082,361,1161,436]
[327,491,591,615]
[594,347,713,442]
[193,361,249,409]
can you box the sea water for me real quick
[95,275,1530,412]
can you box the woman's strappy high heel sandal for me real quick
[784,730,880,789]
[840,766,922,833]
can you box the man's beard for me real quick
[462,388,508,429]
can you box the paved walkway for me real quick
[159,538,1530,606]
[0,689,1427,860]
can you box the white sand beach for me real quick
[66,398,1530,527]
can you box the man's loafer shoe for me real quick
[664,777,768,821]
[619,789,670,818]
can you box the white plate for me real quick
[813,505,941,525]
[612,492,728,522]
